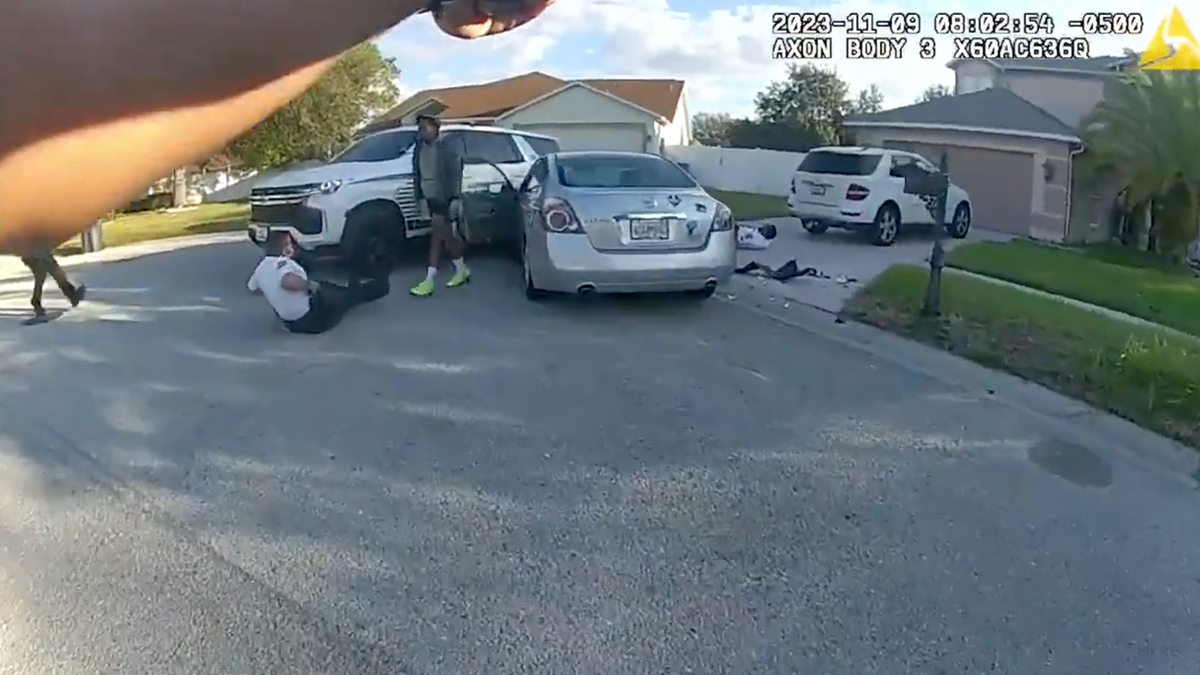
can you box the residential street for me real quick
[0,240,1196,674]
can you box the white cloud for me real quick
[381,0,1186,116]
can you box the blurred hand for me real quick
[434,0,557,39]
[0,0,555,254]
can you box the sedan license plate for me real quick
[630,218,670,240]
[251,224,268,242]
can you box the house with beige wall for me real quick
[844,55,1138,243]
[362,71,692,154]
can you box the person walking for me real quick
[21,249,85,317]
[248,233,389,334]
[408,114,469,297]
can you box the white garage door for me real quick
[513,123,647,153]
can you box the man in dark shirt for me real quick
[409,114,468,297]
[21,249,85,317]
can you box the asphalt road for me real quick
[0,241,1196,674]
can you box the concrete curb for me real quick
[719,274,1200,488]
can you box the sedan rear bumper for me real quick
[528,230,736,294]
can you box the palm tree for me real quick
[1078,70,1200,263]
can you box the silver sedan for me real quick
[516,151,736,300]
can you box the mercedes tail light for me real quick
[845,184,870,201]
[542,197,584,234]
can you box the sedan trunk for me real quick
[568,189,715,253]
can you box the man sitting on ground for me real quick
[248,233,389,334]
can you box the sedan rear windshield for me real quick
[797,152,882,176]
[556,155,697,189]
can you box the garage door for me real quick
[512,123,647,153]
[884,141,1034,236]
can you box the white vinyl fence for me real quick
[667,145,804,197]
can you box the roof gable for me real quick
[843,87,1080,140]
[367,71,685,130]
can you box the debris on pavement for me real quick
[735,259,828,282]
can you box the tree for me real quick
[692,112,735,146]
[1078,70,1200,263]
[754,63,850,145]
[229,43,400,170]
[848,85,885,115]
[917,84,952,104]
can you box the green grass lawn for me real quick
[705,189,788,220]
[844,265,1200,448]
[57,203,250,255]
[944,239,1200,337]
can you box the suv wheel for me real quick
[870,204,900,246]
[947,202,971,239]
[343,204,403,277]
[802,220,828,235]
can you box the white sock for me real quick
[452,258,466,272]
[426,266,437,280]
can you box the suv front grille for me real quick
[250,183,321,205]
[249,204,324,235]
[250,183,325,235]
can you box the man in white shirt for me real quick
[248,233,389,334]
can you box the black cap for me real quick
[416,114,440,127]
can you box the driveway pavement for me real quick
[0,240,1197,674]
[736,218,1010,312]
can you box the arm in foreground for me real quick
[0,0,555,253]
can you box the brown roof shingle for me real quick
[370,71,684,129]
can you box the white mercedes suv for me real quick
[787,146,972,246]
[247,124,560,274]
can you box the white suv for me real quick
[247,124,559,274]
[787,146,972,246]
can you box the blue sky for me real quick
[375,0,1168,117]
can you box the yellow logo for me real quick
[1140,7,1200,70]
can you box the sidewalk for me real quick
[947,267,1200,343]
[730,220,1197,342]
[0,232,246,281]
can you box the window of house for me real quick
[959,74,994,94]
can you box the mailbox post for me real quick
[80,219,105,253]
[922,154,951,317]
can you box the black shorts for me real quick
[20,252,56,275]
[424,198,451,218]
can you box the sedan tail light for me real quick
[542,197,584,234]
[845,184,870,201]
[711,203,734,231]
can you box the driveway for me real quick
[0,240,1197,674]
[736,218,1010,312]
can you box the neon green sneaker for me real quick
[409,277,435,297]
[446,267,470,288]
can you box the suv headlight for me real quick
[318,180,342,194]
